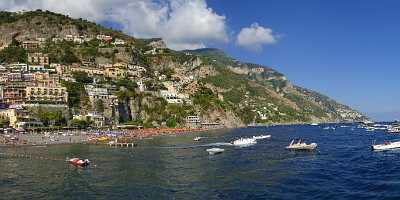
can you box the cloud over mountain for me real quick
[236,23,277,51]
[0,0,228,50]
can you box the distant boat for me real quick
[310,123,319,126]
[372,141,400,151]
[252,135,271,140]
[206,148,224,155]
[193,137,202,141]
[68,158,90,167]
[286,139,317,150]
[232,138,257,146]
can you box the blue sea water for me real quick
[1,124,400,200]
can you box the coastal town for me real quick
[0,32,220,145]
[0,10,367,146]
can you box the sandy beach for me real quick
[0,127,211,146]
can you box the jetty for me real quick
[107,139,136,147]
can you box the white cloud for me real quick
[0,0,228,50]
[236,23,277,51]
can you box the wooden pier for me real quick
[108,142,136,147]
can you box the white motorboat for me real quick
[286,139,317,150]
[372,141,400,151]
[206,148,224,155]
[310,123,319,126]
[193,137,202,141]
[252,135,271,140]
[232,138,257,146]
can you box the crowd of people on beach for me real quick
[0,127,209,146]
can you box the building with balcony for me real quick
[25,86,68,104]
[28,53,49,66]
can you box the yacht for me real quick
[206,148,224,155]
[372,140,400,151]
[252,135,271,140]
[286,139,317,150]
[232,138,257,146]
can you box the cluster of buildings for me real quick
[0,34,215,131]
[21,33,126,48]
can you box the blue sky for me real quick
[1,0,399,121]
[205,0,400,121]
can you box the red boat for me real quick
[68,158,90,167]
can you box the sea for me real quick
[1,124,400,200]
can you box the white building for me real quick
[96,34,112,41]
[112,38,126,46]
[8,63,28,72]
[136,81,147,92]
[28,65,45,72]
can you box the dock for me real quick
[107,139,136,147]
[108,142,136,147]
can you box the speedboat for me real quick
[206,148,224,155]
[252,135,271,140]
[68,158,90,167]
[193,137,202,141]
[286,139,317,150]
[232,138,257,146]
[310,123,319,126]
[372,141,400,151]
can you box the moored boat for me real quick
[193,137,202,141]
[286,139,317,150]
[68,158,90,167]
[206,148,224,155]
[372,141,400,151]
[232,138,257,146]
[252,135,271,140]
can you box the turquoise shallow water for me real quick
[1,124,400,200]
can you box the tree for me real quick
[161,67,174,79]
[95,99,105,113]
[0,46,27,63]
[0,118,10,128]
[70,119,92,129]
[61,81,85,108]
[166,117,177,128]
[60,45,79,64]
[36,111,66,126]
[72,71,93,84]
[115,79,137,92]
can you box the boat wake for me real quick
[159,142,233,149]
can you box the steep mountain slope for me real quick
[184,48,367,123]
[0,10,368,128]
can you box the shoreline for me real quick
[0,127,218,147]
[0,121,357,147]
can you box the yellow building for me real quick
[33,72,60,87]
[105,67,127,79]
[28,53,49,65]
[25,86,68,104]
[70,67,105,76]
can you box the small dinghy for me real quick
[286,139,317,150]
[372,140,400,151]
[252,135,271,140]
[206,148,224,155]
[68,158,90,167]
[232,138,257,146]
[193,137,202,141]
